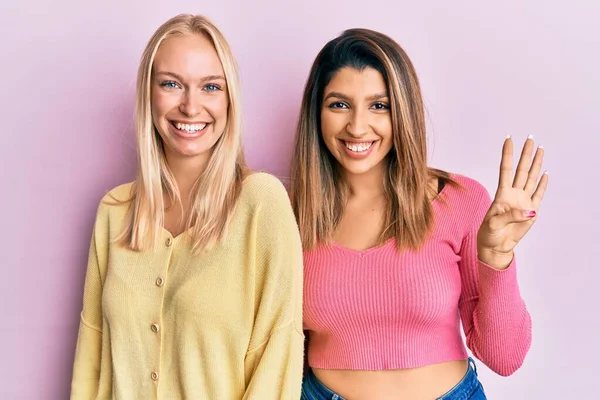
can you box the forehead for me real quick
[325,67,387,94]
[153,34,224,78]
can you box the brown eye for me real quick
[371,102,389,110]
[328,101,349,109]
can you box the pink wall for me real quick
[2,0,598,398]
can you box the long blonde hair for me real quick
[118,14,247,252]
[290,28,455,251]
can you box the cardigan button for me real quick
[151,371,159,381]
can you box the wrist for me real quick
[478,248,514,270]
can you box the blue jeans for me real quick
[301,358,487,400]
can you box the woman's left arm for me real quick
[459,136,548,376]
[242,176,304,399]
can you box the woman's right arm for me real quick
[71,203,108,399]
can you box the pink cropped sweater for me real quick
[303,174,532,377]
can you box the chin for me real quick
[165,142,210,159]
[182,148,212,158]
[340,162,376,176]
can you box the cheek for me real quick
[151,91,175,120]
[375,117,393,143]
[150,95,161,128]
[320,111,342,142]
[206,95,229,121]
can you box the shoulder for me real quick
[241,172,290,208]
[83,182,134,244]
[240,172,298,234]
[95,182,134,219]
[444,173,491,205]
[437,173,493,227]
[102,182,134,201]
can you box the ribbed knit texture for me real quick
[303,174,531,377]
[71,173,304,399]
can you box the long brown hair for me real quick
[290,28,455,251]
[116,14,247,253]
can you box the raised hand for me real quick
[477,136,548,270]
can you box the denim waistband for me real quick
[301,369,344,400]
[302,358,483,400]
[437,358,482,399]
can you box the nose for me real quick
[179,89,202,117]
[346,109,369,137]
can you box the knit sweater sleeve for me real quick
[70,202,109,399]
[242,174,304,399]
[457,183,532,376]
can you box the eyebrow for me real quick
[324,91,389,101]
[155,71,226,83]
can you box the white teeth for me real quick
[175,122,207,132]
[345,141,373,152]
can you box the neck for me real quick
[342,160,387,199]
[165,152,209,203]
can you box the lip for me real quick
[170,120,210,125]
[168,120,210,139]
[339,139,377,159]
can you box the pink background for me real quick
[1,0,598,398]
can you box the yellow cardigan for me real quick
[70,173,304,399]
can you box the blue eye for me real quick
[160,80,180,89]
[328,101,348,109]
[204,84,221,92]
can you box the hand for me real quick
[477,136,548,270]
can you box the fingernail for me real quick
[523,210,537,218]
[506,134,511,139]
[537,145,543,149]
[544,170,548,175]
[527,134,534,140]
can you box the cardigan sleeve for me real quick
[71,202,109,399]
[242,174,304,399]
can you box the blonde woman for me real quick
[70,14,303,399]
[291,29,547,399]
